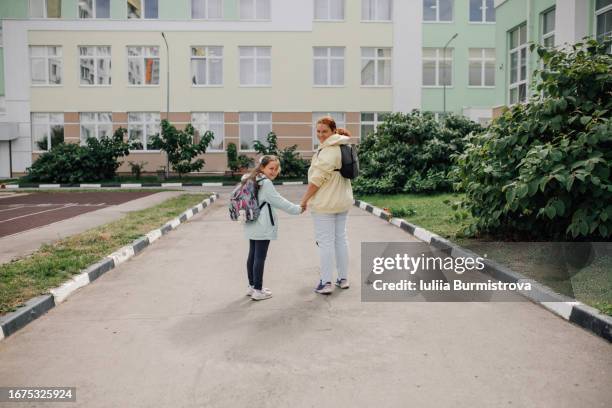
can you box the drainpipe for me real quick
[8,140,12,179]
[161,32,170,179]
[443,33,458,116]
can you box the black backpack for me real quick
[317,144,359,179]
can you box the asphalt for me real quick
[0,186,610,408]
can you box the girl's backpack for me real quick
[229,178,261,222]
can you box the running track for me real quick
[0,191,155,238]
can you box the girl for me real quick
[242,155,303,301]
[299,117,354,294]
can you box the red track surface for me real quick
[0,191,155,238]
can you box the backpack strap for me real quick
[316,146,342,172]
[258,201,275,226]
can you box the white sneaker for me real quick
[251,289,273,301]
[246,286,272,297]
[335,279,350,289]
[314,281,334,294]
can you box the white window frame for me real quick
[127,46,160,86]
[360,112,389,140]
[191,46,224,87]
[314,0,345,21]
[239,46,272,87]
[77,0,111,19]
[127,0,159,19]
[361,0,392,22]
[422,47,453,88]
[128,112,161,151]
[508,24,528,105]
[468,0,494,24]
[313,47,345,87]
[468,48,495,88]
[79,112,112,145]
[541,7,556,48]
[595,1,612,45]
[31,113,64,152]
[312,112,345,151]
[79,46,112,86]
[361,47,392,87]
[239,112,272,152]
[29,0,62,18]
[29,46,63,86]
[423,0,454,23]
[191,112,225,152]
[239,0,271,21]
[191,0,224,19]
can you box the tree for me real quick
[149,119,214,178]
[253,132,309,178]
[226,142,254,176]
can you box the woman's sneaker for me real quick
[335,279,350,289]
[314,281,334,294]
[251,289,272,301]
[246,286,271,297]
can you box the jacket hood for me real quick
[321,133,351,148]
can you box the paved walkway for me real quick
[0,186,610,408]
[0,191,184,265]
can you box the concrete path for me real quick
[0,186,610,408]
[0,191,185,265]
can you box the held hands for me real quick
[300,201,308,214]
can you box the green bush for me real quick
[454,39,612,240]
[26,127,131,183]
[253,132,309,178]
[226,142,254,176]
[353,111,482,194]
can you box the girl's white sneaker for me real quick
[251,289,272,301]
[246,286,272,297]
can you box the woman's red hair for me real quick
[316,116,351,137]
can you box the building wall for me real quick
[421,0,497,119]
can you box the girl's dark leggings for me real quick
[247,239,271,290]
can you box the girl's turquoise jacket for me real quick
[243,175,302,240]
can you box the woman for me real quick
[300,116,354,294]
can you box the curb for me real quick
[0,193,219,341]
[1,181,308,190]
[353,199,612,343]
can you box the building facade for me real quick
[0,0,500,178]
[493,0,611,113]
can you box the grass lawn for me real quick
[357,193,612,316]
[0,193,209,314]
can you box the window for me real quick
[78,0,110,18]
[361,47,391,86]
[191,0,223,19]
[423,0,453,22]
[239,112,272,151]
[128,112,161,150]
[422,48,453,86]
[312,112,345,150]
[239,46,271,86]
[508,24,528,104]
[468,48,495,87]
[362,0,392,21]
[80,112,112,144]
[32,113,64,151]
[469,0,494,23]
[30,46,63,85]
[127,46,160,86]
[29,0,62,18]
[192,112,225,151]
[313,47,344,86]
[79,46,111,85]
[240,0,271,20]
[314,0,344,20]
[191,46,223,86]
[541,8,555,48]
[360,112,389,139]
[127,0,158,19]
[596,0,612,49]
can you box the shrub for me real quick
[226,142,254,176]
[454,39,612,240]
[128,161,148,179]
[149,120,214,178]
[353,111,482,194]
[253,132,309,178]
[26,127,131,183]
